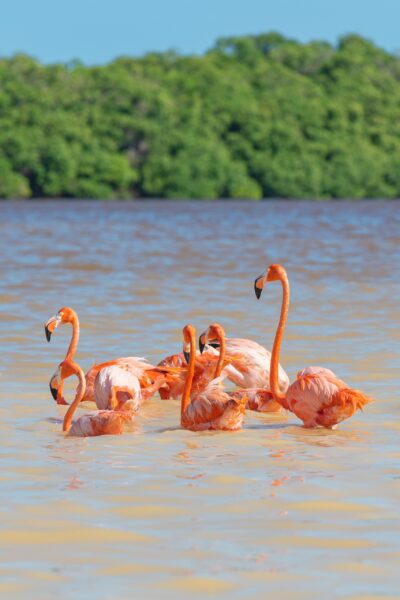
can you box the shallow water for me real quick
[0,199,399,599]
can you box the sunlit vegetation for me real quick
[1,33,400,199]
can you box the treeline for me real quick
[1,33,400,199]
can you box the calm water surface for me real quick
[0,200,399,599]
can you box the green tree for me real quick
[1,34,400,199]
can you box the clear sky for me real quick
[1,0,399,64]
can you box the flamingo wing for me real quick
[230,388,284,413]
[182,377,246,431]
[94,365,142,411]
[297,366,342,381]
[286,368,372,428]
[157,350,228,400]
[83,356,157,403]
[83,363,104,402]
[68,410,134,437]
[158,353,189,369]
[216,338,290,392]
[83,357,141,401]
[157,352,188,399]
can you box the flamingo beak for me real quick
[183,342,191,364]
[254,274,265,300]
[199,332,207,354]
[44,314,61,342]
[49,366,67,404]
[49,373,58,401]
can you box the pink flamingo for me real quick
[199,324,288,413]
[254,264,372,428]
[158,325,273,410]
[59,360,134,437]
[45,307,179,407]
[93,363,142,412]
[180,324,246,431]
[157,345,234,401]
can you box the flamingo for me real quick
[254,264,372,428]
[45,307,179,406]
[93,363,142,412]
[199,324,288,413]
[59,360,134,437]
[45,307,80,405]
[180,324,247,432]
[157,342,235,401]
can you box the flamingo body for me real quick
[158,349,228,400]
[219,338,290,394]
[94,364,142,411]
[58,359,136,438]
[199,331,289,413]
[83,356,160,403]
[182,377,247,432]
[229,388,284,413]
[157,352,187,400]
[284,366,371,428]
[68,410,134,437]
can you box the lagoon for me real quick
[0,199,399,599]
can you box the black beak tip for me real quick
[49,383,58,401]
[183,351,190,364]
[199,333,207,354]
[45,326,52,342]
[254,278,263,300]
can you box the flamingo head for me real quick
[49,360,77,402]
[182,324,196,364]
[199,323,224,354]
[254,264,287,299]
[44,307,76,341]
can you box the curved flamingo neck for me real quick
[270,273,290,404]
[181,332,196,418]
[66,312,79,360]
[63,362,86,432]
[214,329,226,379]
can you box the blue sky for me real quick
[1,0,399,64]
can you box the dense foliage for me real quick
[1,33,400,199]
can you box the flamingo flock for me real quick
[44,264,372,437]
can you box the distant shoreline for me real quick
[2,33,400,201]
[1,197,398,203]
